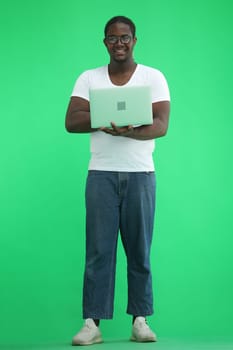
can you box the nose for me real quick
[115,37,124,45]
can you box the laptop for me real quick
[89,85,153,128]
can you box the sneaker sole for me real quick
[72,337,103,346]
[130,335,157,342]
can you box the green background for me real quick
[1,0,233,348]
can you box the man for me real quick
[65,15,170,346]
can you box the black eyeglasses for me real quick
[105,34,132,44]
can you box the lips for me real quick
[114,49,126,55]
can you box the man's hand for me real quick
[100,122,134,137]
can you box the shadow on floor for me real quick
[1,337,233,350]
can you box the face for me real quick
[104,22,137,63]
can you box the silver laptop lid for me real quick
[89,85,153,128]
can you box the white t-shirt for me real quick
[71,64,170,171]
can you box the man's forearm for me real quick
[65,110,98,133]
[126,120,168,140]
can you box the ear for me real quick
[103,38,108,47]
[133,36,137,45]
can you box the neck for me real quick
[107,60,137,86]
[108,59,136,74]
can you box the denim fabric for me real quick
[83,170,156,319]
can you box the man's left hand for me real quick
[100,122,134,137]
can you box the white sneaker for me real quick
[131,317,157,342]
[72,319,103,346]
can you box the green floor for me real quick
[2,338,233,350]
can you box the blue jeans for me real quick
[83,170,156,319]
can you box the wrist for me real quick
[125,126,135,138]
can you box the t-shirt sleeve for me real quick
[151,70,170,103]
[71,71,90,101]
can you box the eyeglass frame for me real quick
[105,34,133,44]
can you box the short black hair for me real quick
[104,16,136,38]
